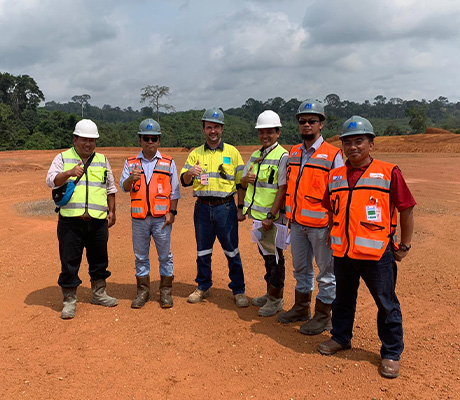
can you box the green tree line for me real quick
[1,71,460,151]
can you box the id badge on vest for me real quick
[365,205,382,222]
[200,169,209,186]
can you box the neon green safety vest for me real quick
[243,144,288,220]
[59,148,109,219]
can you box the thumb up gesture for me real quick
[189,159,202,177]
[246,163,256,184]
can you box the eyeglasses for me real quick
[141,136,159,143]
[218,164,228,179]
[298,119,320,126]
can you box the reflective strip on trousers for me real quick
[355,236,385,249]
[197,248,213,257]
[300,208,326,219]
[223,248,239,258]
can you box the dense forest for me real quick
[1,71,460,151]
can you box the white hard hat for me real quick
[73,119,99,138]
[255,110,282,129]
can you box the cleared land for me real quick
[1,134,460,399]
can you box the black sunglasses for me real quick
[141,135,160,142]
[298,119,320,125]
[218,164,228,179]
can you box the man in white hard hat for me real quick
[119,118,180,309]
[241,110,288,317]
[46,119,118,319]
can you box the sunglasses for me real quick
[218,164,228,179]
[141,136,159,143]
[298,119,320,125]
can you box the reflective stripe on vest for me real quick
[286,141,341,227]
[243,145,288,220]
[60,148,108,219]
[128,155,173,219]
[328,159,398,261]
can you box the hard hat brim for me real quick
[255,123,282,129]
[73,132,99,139]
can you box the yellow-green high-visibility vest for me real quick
[59,148,109,219]
[243,144,288,220]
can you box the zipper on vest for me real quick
[292,147,304,222]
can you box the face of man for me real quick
[139,134,161,159]
[258,128,280,149]
[73,136,96,160]
[341,134,374,167]
[297,113,323,143]
[203,121,223,148]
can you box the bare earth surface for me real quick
[1,134,460,399]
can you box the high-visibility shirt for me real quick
[286,141,341,227]
[328,159,398,261]
[243,144,288,220]
[181,142,244,197]
[60,148,108,219]
[128,155,173,219]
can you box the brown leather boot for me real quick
[131,275,150,309]
[159,275,174,308]
[278,290,312,324]
[300,299,332,335]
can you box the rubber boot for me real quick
[258,285,284,317]
[61,287,77,319]
[90,279,118,307]
[131,275,150,309]
[159,275,174,308]
[277,290,312,324]
[252,282,270,307]
[300,299,332,335]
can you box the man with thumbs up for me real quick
[181,108,248,307]
[46,119,118,319]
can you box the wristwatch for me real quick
[169,209,178,216]
[266,212,276,220]
[398,243,411,252]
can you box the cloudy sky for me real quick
[1,0,459,112]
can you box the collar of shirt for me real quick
[204,141,224,151]
[301,136,324,153]
[259,142,278,158]
[345,157,373,172]
[138,150,161,162]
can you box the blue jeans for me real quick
[194,199,245,294]
[331,246,404,360]
[132,216,173,277]
[290,222,335,304]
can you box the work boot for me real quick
[131,275,150,309]
[234,293,249,308]
[90,279,118,307]
[379,359,400,379]
[252,282,270,307]
[318,339,351,356]
[278,290,312,324]
[300,299,332,335]
[258,285,284,317]
[61,287,77,319]
[188,288,210,303]
[159,275,174,308]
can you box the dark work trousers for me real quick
[258,246,285,289]
[330,245,404,360]
[57,215,111,288]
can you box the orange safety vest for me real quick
[286,141,341,227]
[127,155,173,219]
[328,159,398,261]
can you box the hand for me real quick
[326,231,331,247]
[246,164,256,184]
[237,209,246,222]
[69,161,84,178]
[393,249,409,262]
[162,212,175,229]
[130,165,142,182]
[262,218,274,231]
[188,159,202,177]
[107,211,116,228]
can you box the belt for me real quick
[197,196,233,206]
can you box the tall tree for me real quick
[72,94,91,118]
[140,85,175,122]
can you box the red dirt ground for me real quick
[1,135,460,399]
